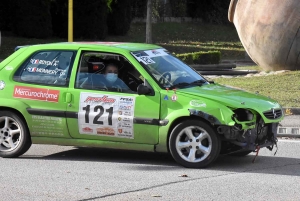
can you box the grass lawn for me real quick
[212,71,300,108]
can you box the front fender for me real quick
[155,101,235,152]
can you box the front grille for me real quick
[263,109,282,120]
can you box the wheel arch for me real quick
[156,108,224,153]
[166,115,216,152]
[0,106,30,134]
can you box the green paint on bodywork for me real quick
[0,42,284,154]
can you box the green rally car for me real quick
[0,42,283,168]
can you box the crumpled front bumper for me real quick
[218,122,279,151]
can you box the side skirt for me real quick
[31,137,156,152]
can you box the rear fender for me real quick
[0,98,31,126]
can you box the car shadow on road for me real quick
[23,147,178,167]
[21,146,300,176]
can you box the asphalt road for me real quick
[0,139,300,201]
[280,115,300,127]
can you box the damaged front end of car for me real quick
[217,108,283,155]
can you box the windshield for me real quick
[131,49,208,89]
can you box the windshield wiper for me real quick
[170,82,190,89]
[190,79,207,85]
[170,80,206,89]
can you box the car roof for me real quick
[16,42,162,52]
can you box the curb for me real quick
[191,63,236,70]
[277,128,300,138]
[278,108,300,137]
[199,69,258,75]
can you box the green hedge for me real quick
[176,51,221,64]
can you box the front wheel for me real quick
[0,111,32,158]
[169,120,221,168]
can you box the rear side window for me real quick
[14,51,76,86]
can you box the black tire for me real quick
[229,150,253,157]
[169,120,221,168]
[0,111,32,158]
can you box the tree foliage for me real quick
[131,0,147,18]
[12,0,53,38]
[169,0,187,17]
[0,1,14,31]
[73,0,108,40]
[107,0,132,35]
[0,0,232,39]
[187,0,231,24]
[50,0,68,38]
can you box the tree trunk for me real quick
[146,0,152,43]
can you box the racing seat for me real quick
[80,57,106,90]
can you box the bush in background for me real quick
[176,51,221,64]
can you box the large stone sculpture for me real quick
[229,0,300,71]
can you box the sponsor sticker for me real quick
[190,100,206,108]
[119,105,132,110]
[30,59,59,66]
[139,56,155,64]
[13,86,60,102]
[0,81,5,90]
[5,66,14,71]
[171,94,178,102]
[31,115,64,137]
[84,95,116,103]
[27,67,66,76]
[97,127,115,135]
[123,111,131,116]
[144,49,168,57]
[82,127,93,133]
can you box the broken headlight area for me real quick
[217,109,278,154]
[232,109,256,129]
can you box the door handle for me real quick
[66,93,72,103]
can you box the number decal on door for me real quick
[82,105,113,125]
[79,93,135,139]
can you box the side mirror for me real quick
[137,84,151,95]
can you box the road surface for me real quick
[0,139,299,201]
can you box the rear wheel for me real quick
[169,120,220,168]
[0,111,31,158]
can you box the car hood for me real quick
[177,84,281,111]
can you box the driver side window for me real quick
[76,52,144,93]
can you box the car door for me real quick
[11,50,76,138]
[66,49,161,144]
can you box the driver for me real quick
[104,62,129,91]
